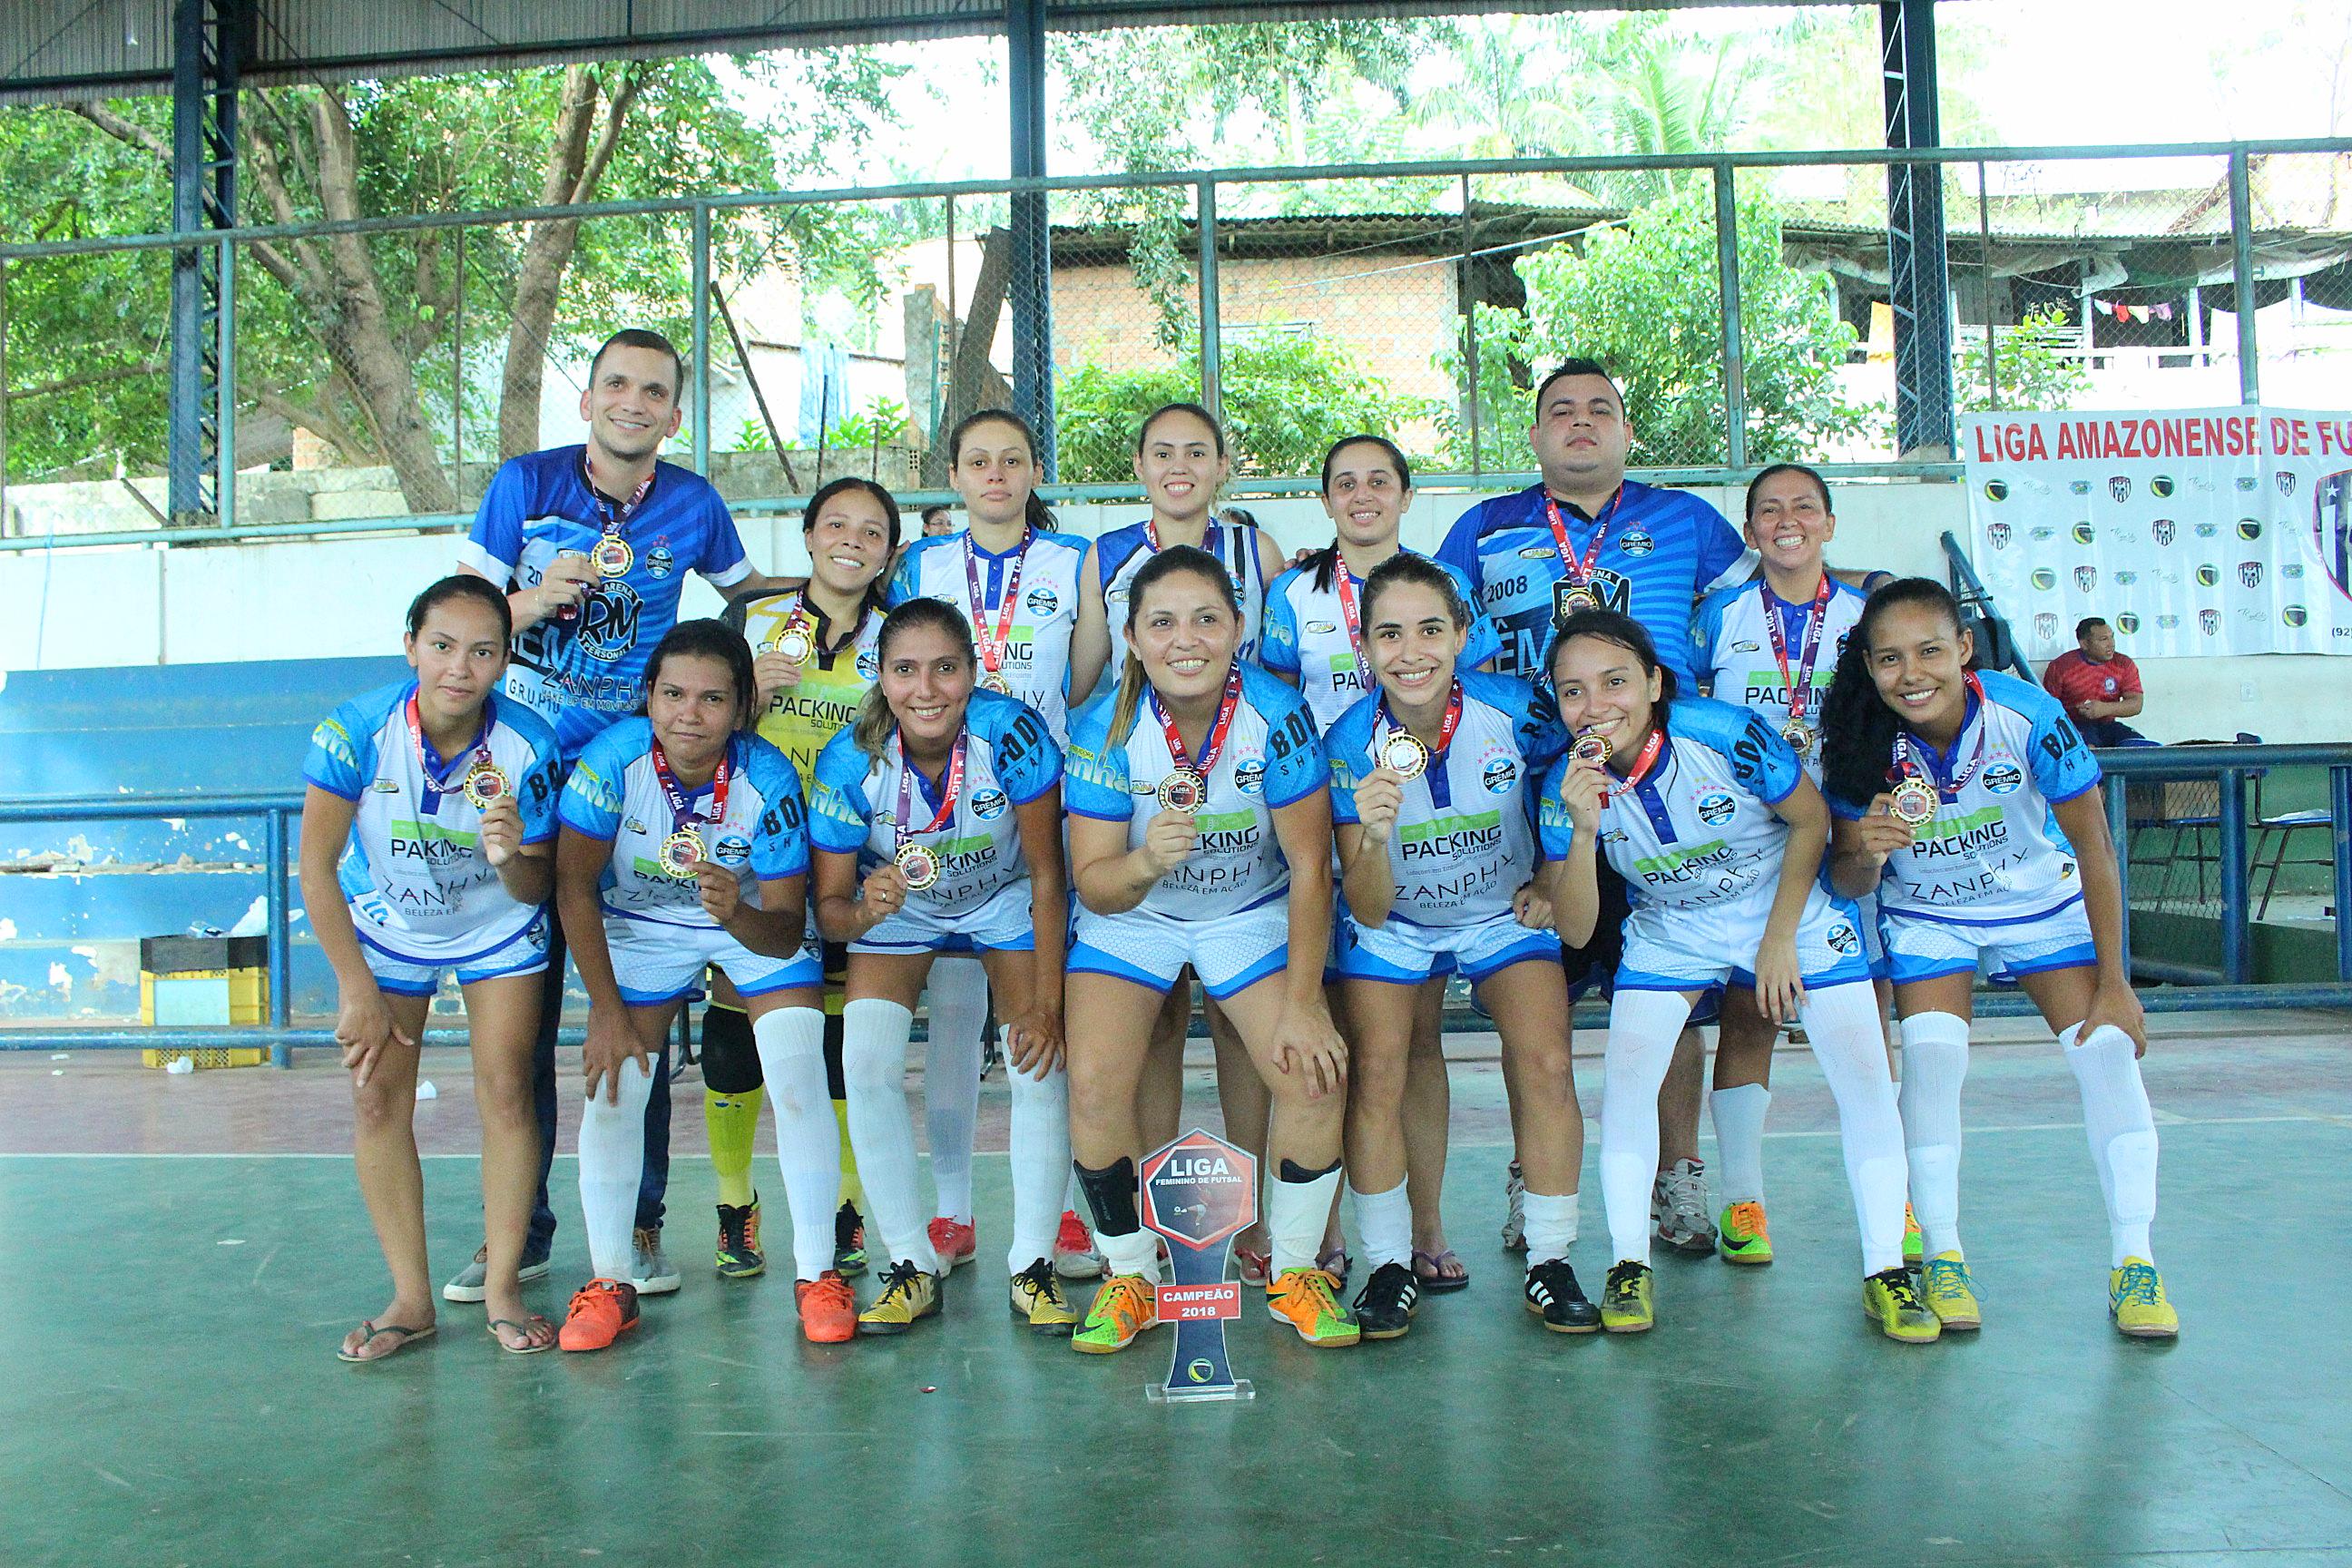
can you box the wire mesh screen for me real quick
[0,247,175,537]
[1043,181,1193,485]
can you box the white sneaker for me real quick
[441,1242,551,1303]
[1501,1159,1527,1253]
[1651,1159,1717,1254]
[631,1226,682,1295]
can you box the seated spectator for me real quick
[2043,616,2154,746]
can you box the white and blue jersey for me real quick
[1538,698,1869,992]
[1692,575,1870,776]
[1435,481,1751,685]
[459,446,753,760]
[1260,554,1501,730]
[808,691,1062,952]
[1096,516,1269,667]
[888,531,1089,742]
[304,681,563,969]
[559,720,808,928]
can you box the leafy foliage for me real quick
[1956,306,2092,414]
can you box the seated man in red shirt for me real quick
[2043,616,2153,746]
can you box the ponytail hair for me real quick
[1359,552,1468,632]
[851,598,977,760]
[1310,434,1416,591]
[1107,544,1240,748]
[946,408,1058,533]
[1819,577,1970,808]
[643,619,760,732]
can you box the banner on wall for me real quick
[1961,407,2352,661]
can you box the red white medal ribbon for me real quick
[963,529,1030,680]
[1151,663,1244,782]
[406,693,491,798]
[1543,485,1622,597]
[1766,573,1836,724]
[1890,673,1990,796]
[1600,725,1667,801]
[1379,681,1464,758]
[894,732,967,845]
[651,739,730,831]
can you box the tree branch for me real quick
[12,361,169,400]
[67,101,170,165]
[573,64,648,202]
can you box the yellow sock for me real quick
[705,1085,762,1209]
[833,1098,864,1210]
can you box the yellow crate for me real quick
[140,968,269,1027]
[142,1047,270,1070]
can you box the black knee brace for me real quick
[700,1003,763,1095]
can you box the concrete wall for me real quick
[0,478,2331,742]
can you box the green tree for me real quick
[1955,305,2092,414]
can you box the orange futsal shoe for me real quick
[559,1279,641,1352]
[796,1270,858,1344]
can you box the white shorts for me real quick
[603,912,823,1007]
[1617,889,1873,995]
[1336,909,1557,986]
[1856,889,1887,971]
[853,877,1036,956]
[1880,897,2096,987]
[1071,897,1289,1000]
[359,912,551,995]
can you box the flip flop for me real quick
[1234,1247,1271,1288]
[1413,1248,1471,1293]
[1316,1245,1352,1285]
[487,1315,557,1356]
[337,1320,436,1363]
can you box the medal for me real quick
[1779,718,1815,756]
[1889,778,1938,826]
[583,452,652,582]
[1156,769,1205,813]
[890,732,967,898]
[1888,674,1990,818]
[981,672,1014,696]
[1148,665,1242,818]
[893,841,941,891]
[1543,489,1621,624]
[1378,730,1429,779]
[462,763,510,809]
[1766,573,1835,749]
[1570,730,1612,768]
[771,623,814,664]
[591,535,633,578]
[660,828,706,878]
[650,738,730,886]
[964,528,1031,698]
[404,693,492,803]
[1553,583,1602,619]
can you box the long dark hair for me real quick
[852,598,977,760]
[802,475,902,619]
[1108,544,1240,747]
[1544,608,1678,720]
[406,573,513,645]
[1819,577,1972,808]
[643,619,760,732]
[947,408,1058,533]
[1308,434,1415,593]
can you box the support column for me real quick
[168,0,248,526]
[1006,0,1057,479]
[1880,0,1954,459]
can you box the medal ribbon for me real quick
[1543,485,1623,597]
[1379,681,1465,760]
[1889,673,1990,797]
[651,739,731,832]
[1765,573,1836,724]
[1145,518,1249,603]
[583,450,652,542]
[1599,726,1668,801]
[893,732,967,846]
[962,529,1030,677]
[406,693,491,799]
[1151,663,1244,783]
[1335,565,1364,654]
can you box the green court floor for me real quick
[6,1101,2348,1568]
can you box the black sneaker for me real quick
[715,1199,766,1279]
[1351,1261,1421,1340]
[1524,1259,1601,1333]
[834,1200,868,1279]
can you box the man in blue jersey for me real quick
[446,328,788,1302]
[1437,358,1755,1254]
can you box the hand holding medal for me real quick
[475,786,523,868]
[693,857,742,925]
[885,733,965,906]
[754,608,815,701]
[541,551,597,622]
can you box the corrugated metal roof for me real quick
[0,2,1837,103]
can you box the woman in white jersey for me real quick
[554,621,831,1350]
[888,410,1102,1283]
[1328,554,1595,1338]
[1063,546,1359,1354]
[809,597,1075,1336]
[1537,610,1935,1343]
[303,576,564,1360]
[1820,578,2176,1339]
[1264,434,1499,1292]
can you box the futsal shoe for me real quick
[714,1199,766,1279]
[855,1260,942,1336]
[1716,1200,1773,1265]
[1500,1159,1528,1252]
[631,1227,681,1296]
[1054,1210,1106,1279]
[1902,1204,1925,1269]
[794,1271,858,1344]
[1524,1259,1601,1333]
[1600,1260,1655,1333]
[1009,1259,1082,1337]
[1072,1274,1159,1354]
[442,1243,551,1304]
[1920,1251,1983,1330]
[1862,1268,1943,1343]
[1651,1160,1717,1254]
[834,1201,868,1279]
[2109,1259,2180,1339]
[1352,1261,1421,1340]
[926,1217,978,1270]
[1268,1267,1361,1348]
[558,1279,641,1352]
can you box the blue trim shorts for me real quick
[851,877,1036,957]
[1336,909,1558,987]
[603,912,822,1006]
[1072,899,1289,1000]
[1879,897,2096,986]
[358,912,550,996]
[1616,894,1875,996]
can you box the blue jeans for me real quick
[525,921,671,1263]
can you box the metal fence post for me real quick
[216,238,235,529]
[2333,765,2352,983]
[1975,161,1998,407]
[265,805,292,1065]
[2107,779,2133,972]
[2220,769,2250,984]
[1713,162,1747,470]
[2229,149,2259,406]
[1197,180,1222,420]
[691,201,712,475]
[1460,172,1481,477]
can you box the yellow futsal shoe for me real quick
[1920,1251,1982,1330]
[1599,1260,1655,1333]
[1268,1267,1361,1348]
[1009,1259,1081,1338]
[1072,1273,1159,1354]
[854,1259,940,1336]
[2109,1259,2180,1339]
[1862,1267,1942,1343]
[1902,1204,1924,1269]
[1717,1200,1773,1265]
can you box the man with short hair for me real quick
[445,328,786,1304]
[2043,617,2151,747]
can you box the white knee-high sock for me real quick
[1600,989,1694,1266]
[1349,1180,1411,1271]
[1709,1083,1771,1205]
[1523,1191,1580,1266]
[1005,1050,1071,1275]
[752,1005,838,1282]
[2060,1023,2160,1267]
[1798,982,1910,1276]
[841,998,941,1274]
[923,956,988,1226]
[1268,1163,1344,1275]
[578,1056,654,1282]
[1898,1011,1972,1259]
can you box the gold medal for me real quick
[981,671,1014,696]
[591,535,633,578]
[1889,778,1938,827]
[1554,582,1601,620]
[1779,718,1815,755]
[1570,731,1612,768]
[770,625,814,664]
[893,841,940,891]
[461,763,510,809]
[659,828,706,878]
[1156,769,1205,814]
[1378,730,1429,780]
